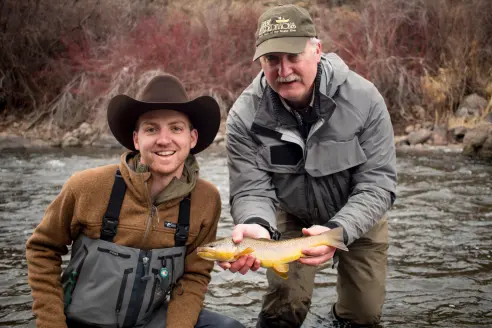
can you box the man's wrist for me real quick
[243,217,281,240]
[325,220,348,245]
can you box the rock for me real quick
[423,121,434,130]
[0,135,29,150]
[415,123,422,131]
[82,140,93,147]
[92,134,124,149]
[407,129,432,145]
[462,123,492,160]
[78,122,96,140]
[213,132,225,143]
[62,135,81,148]
[62,131,72,140]
[394,135,409,146]
[432,125,448,146]
[455,93,488,118]
[449,126,467,143]
[486,113,492,123]
[404,125,415,134]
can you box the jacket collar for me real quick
[118,152,199,207]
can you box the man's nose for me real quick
[278,57,293,77]
[156,130,172,144]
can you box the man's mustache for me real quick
[276,74,301,83]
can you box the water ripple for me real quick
[0,149,491,327]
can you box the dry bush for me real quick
[51,0,264,134]
[0,0,175,131]
[315,0,492,129]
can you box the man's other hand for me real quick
[299,225,337,266]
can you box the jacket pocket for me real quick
[115,268,134,315]
[97,247,131,259]
[256,144,304,174]
[145,268,160,313]
[305,136,367,177]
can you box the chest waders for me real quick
[61,170,190,328]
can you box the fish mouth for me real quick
[197,248,234,262]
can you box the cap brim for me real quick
[253,37,310,61]
[107,95,220,154]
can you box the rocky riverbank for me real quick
[1,121,491,161]
[1,92,491,161]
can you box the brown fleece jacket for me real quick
[26,152,221,328]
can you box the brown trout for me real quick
[196,227,348,279]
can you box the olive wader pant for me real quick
[257,211,389,328]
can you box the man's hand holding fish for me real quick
[216,223,268,274]
[299,225,338,266]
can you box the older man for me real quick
[222,4,397,328]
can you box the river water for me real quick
[0,147,491,328]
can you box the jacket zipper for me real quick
[141,181,155,246]
[305,118,325,222]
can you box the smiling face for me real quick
[133,109,197,180]
[260,40,321,108]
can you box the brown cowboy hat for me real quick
[107,74,220,154]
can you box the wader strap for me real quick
[174,194,191,247]
[100,170,126,242]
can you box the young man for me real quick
[222,4,397,328]
[26,74,244,328]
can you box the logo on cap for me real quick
[259,16,297,38]
[275,17,289,23]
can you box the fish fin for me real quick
[234,247,255,259]
[272,263,289,280]
[324,227,349,252]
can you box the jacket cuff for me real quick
[325,221,348,245]
[243,217,281,240]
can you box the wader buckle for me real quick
[101,217,118,234]
[174,224,189,245]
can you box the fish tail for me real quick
[322,227,349,251]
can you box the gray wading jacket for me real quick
[226,53,397,245]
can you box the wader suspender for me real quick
[100,170,126,242]
[100,170,191,244]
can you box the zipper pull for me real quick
[152,205,159,223]
[141,256,151,281]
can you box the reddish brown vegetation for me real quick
[0,0,491,136]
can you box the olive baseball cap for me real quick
[253,4,317,61]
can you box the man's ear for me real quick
[190,129,198,149]
[315,42,322,62]
[133,131,140,151]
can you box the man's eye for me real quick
[265,56,279,63]
[171,126,184,132]
[145,127,156,133]
[288,54,301,62]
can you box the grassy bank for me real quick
[1,0,491,139]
